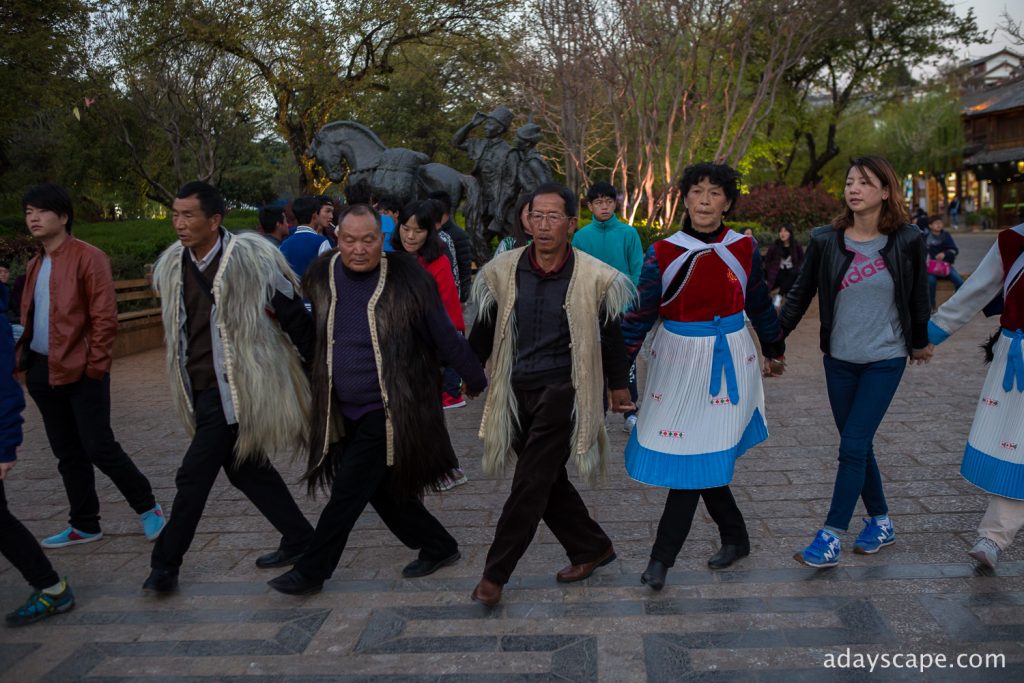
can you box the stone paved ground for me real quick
[2,233,1022,682]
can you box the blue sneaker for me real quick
[794,529,841,568]
[140,504,167,541]
[853,516,895,555]
[40,527,103,549]
[5,580,75,627]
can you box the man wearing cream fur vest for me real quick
[468,182,636,606]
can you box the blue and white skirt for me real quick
[625,313,768,489]
[961,328,1024,500]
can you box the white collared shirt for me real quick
[190,235,223,272]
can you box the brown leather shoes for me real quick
[471,578,503,606]
[555,545,616,583]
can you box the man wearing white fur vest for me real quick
[468,182,637,606]
[144,182,315,593]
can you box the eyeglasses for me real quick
[528,212,569,224]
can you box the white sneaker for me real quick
[437,468,469,491]
[968,537,1000,569]
[623,415,638,433]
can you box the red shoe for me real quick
[442,393,466,410]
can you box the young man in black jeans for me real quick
[16,184,164,549]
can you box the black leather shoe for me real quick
[256,548,305,569]
[142,568,179,594]
[401,551,461,578]
[708,543,750,569]
[641,559,668,591]
[267,568,323,595]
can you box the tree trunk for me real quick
[799,122,839,187]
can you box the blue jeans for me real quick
[822,355,906,532]
[927,266,964,309]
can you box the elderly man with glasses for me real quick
[467,182,636,606]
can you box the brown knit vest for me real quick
[183,250,223,392]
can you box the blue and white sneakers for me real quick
[853,516,896,555]
[140,503,167,541]
[794,529,841,568]
[40,527,103,549]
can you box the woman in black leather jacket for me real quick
[779,155,931,569]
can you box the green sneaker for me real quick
[5,580,75,627]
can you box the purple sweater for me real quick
[331,262,487,420]
[332,266,384,419]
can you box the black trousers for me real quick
[296,409,458,581]
[483,381,612,585]
[151,388,314,572]
[1,481,60,590]
[25,352,155,533]
[651,486,749,567]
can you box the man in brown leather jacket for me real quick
[16,184,165,550]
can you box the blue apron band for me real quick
[1003,328,1024,393]
[663,313,745,404]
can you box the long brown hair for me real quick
[832,156,907,235]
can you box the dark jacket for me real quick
[925,229,958,265]
[442,219,473,302]
[763,239,805,290]
[779,224,930,355]
[1,310,24,463]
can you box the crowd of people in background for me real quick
[2,154,1022,628]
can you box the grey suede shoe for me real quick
[968,537,1001,569]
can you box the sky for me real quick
[956,0,1021,59]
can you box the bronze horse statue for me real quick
[307,121,479,221]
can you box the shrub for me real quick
[731,183,841,235]
[0,234,36,271]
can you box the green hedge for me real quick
[0,210,260,279]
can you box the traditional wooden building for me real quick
[962,77,1024,228]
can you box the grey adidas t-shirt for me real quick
[829,235,906,364]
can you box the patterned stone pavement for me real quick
[2,233,1022,681]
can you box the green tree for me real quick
[161,0,511,194]
[779,0,984,187]
[0,1,90,204]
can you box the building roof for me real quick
[962,48,1023,69]
[963,145,1024,166]
[962,77,1024,117]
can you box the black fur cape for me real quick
[303,251,458,498]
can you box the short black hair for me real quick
[378,195,403,214]
[530,182,577,217]
[22,183,74,234]
[292,196,320,225]
[345,178,374,205]
[677,162,740,221]
[426,190,452,214]
[338,203,381,231]
[176,181,225,218]
[424,199,446,227]
[392,200,445,263]
[258,206,285,232]
[586,181,617,203]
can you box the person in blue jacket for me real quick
[573,181,645,433]
[1,291,74,626]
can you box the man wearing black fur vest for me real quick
[145,182,316,594]
[268,204,487,596]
